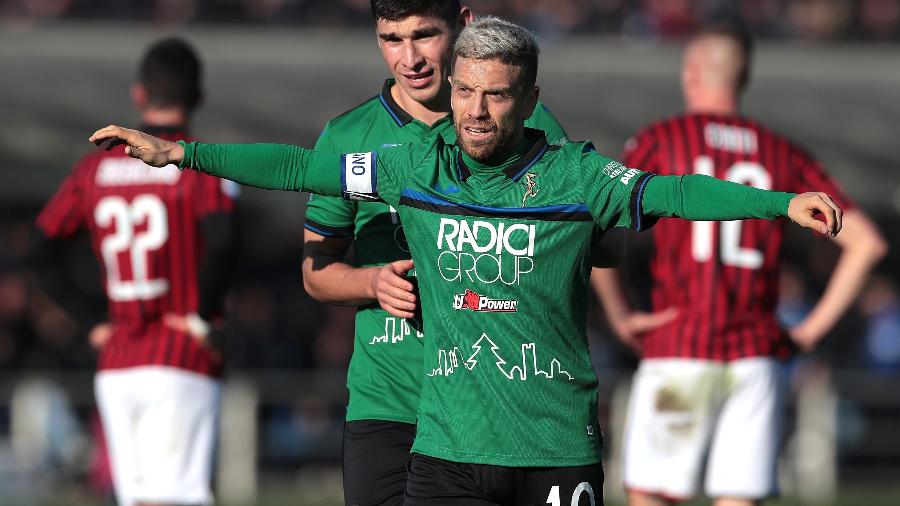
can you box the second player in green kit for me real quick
[305,80,567,426]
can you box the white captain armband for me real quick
[341,152,379,201]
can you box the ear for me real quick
[523,85,539,119]
[130,83,147,109]
[681,59,699,94]
[457,6,473,29]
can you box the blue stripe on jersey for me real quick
[633,173,655,231]
[304,222,353,238]
[378,94,405,126]
[401,188,589,215]
[509,143,550,181]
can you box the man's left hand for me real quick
[788,192,842,237]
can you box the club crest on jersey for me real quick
[341,152,378,201]
[453,289,518,313]
[521,172,540,207]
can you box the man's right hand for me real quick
[372,259,417,319]
[88,322,113,350]
[89,125,184,167]
[608,307,678,353]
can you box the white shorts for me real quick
[95,366,220,506]
[622,357,783,501]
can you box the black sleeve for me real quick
[27,227,106,330]
[197,211,238,320]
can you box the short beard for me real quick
[456,122,515,163]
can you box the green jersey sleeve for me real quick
[305,123,357,237]
[525,102,568,146]
[178,140,415,208]
[578,146,796,231]
[641,174,795,220]
[579,150,656,231]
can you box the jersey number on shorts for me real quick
[546,482,596,506]
[94,194,170,301]
[691,156,771,270]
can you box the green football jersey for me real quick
[179,128,793,467]
[304,80,569,424]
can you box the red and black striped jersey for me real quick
[623,113,854,360]
[36,127,237,376]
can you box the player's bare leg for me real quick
[628,490,677,506]
[713,497,760,506]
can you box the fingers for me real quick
[88,323,112,350]
[813,194,837,237]
[379,299,416,319]
[630,307,678,333]
[162,313,190,334]
[379,270,415,299]
[818,192,842,236]
[377,283,416,318]
[789,193,842,237]
[89,124,128,145]
[374,262,417,318]
[390,259,415,276]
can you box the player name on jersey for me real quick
[96,158,182,186]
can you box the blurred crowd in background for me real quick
[1,0,900,40]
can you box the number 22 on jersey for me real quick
[692,156,771,270]
[94,194,169,301]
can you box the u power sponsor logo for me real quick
[436,218,535,285]
[453,289,518,313]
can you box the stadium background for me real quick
[0,0,899,504]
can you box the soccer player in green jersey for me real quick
[91,16,842,506]
[301,2,569,504]
[304,1,577,503]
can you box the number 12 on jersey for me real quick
[692,156,771,270]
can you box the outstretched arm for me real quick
[89,125,345,196]
[642,174,842,236]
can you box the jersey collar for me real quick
[455,128,549,182]
[379,79,415,126]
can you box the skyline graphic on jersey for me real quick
[428,333,573,381]
[369,317,423,345]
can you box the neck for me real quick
[141,108,189,128]
[685,90,739,115]
[391,84,450,126]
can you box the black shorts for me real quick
[404,453,604,506]
[343,419,416,506]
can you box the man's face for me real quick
[376,15,457,106]
[451,56,537,162]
